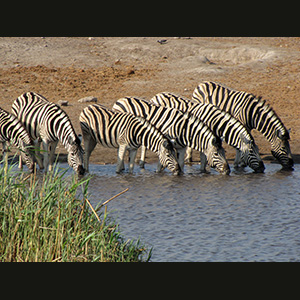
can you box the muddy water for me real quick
[75,162,299,262]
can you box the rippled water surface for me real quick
[78,163,300,261]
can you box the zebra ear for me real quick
[163,140,173,150]
[67,136,74,145]
[68,135,81,146]
[239,133,251,145]
[211,137,218,147]
[77,134,83,144]
[276,130,287,140]
[170,138,178,148]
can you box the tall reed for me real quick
[0,163,151,262]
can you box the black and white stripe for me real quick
[11,92,85,175]
[79,103,181,175]
[112,97,230,174]
[0,107,34,172]
[192,81,293,169]
[151,92,265,173]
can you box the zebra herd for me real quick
[0,81,294,176]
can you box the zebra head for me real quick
[20,144,35,173]
[66,135,85,175]
[239,135,265,173]
[158,139,182,175]
[204,137,230,175]
[271,129,294,170]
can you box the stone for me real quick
[57,100,69,106]
[78,96,98,103]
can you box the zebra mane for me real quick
[0,106,33,146]
[27,92,80,147]
[135,115,172,143]
[206,82,289,139]
[247,93,289,138]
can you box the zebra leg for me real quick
[156,161,164,173]
[34,138,44,170]
[2,142,8,165]
[82,134,97,173]
[185,146,193,163]
[48,140,58,172]
[18,150,23,170]
[139,145,146,168]
[117,148,125,171]
[200,151,208,173]
[116,144,127,174]
[234,149,241,169]
[128,149,138,174]
[177,147,186,173]
[42,140,50,172]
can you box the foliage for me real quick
[0,163,151,262]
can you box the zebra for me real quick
[79,103,181,175]
[0,107,34,173]
[112,97,230,175]
[150,92,265,173]
[192,81,294,170]
[11,92,85,175]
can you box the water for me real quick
[13,159,298,262]
[75,162,300,262]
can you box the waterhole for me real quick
[77,162,300,262]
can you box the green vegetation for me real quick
[0,162,151,262]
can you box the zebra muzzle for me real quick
[77,165,85,175]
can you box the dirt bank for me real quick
[1,37,299,165]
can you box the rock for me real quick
[57,100,69,106]
[78,96,98,103]
[157,39,167,44]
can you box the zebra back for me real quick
[12,92,84,174]
[151,92,196,111]
[0,107,34,172]
[12,92,78,147]
[113,97,188,147]
[151,92,253,150]
[113,97,230,174]
[151,92,265,172]
[79,104,180,174]
[192,81,293,169]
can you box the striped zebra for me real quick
[192,81,294,170]
[112,97,230,175]
[79,103,181,175]
[150,92,265,173]
[0,107,34,172]
[11,92,85,175]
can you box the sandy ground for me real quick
[0,37,299,166]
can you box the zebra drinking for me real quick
[112,97,230,175]
[150,92,265,173]
[0,107,34,173]
[192,81,294,170]
[12,92,85,175]
[79,103,181,175]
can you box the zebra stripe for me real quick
[192,81,294,169]
[150,92,265,173]
[112,97,230,175]
[0,107,34,172]
[11,92,85,175]
[79,103,180,175]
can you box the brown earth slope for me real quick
[0,37,299,166]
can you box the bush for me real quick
[0,163,151,262]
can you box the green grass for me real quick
[0,162,151,262]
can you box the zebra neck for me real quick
[251,99,285,143]
[185,117,209,152]
[54,114,77,150]
[136,119,163,153]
